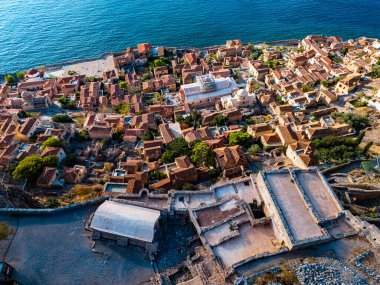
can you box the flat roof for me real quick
[195,199,241,228]
[91,201,160,242]
[213,179,259,204]
[182,77,238,102]
[212,221,277,268]
[293,170,342,220]
[265,171,324,242]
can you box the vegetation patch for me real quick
[52,114,73,123]
[313,133,367,163]
[331,112,370,132]
[60,184,103,204]
[0,222,12,240]
[253,266,299,285]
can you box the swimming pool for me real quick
[104,182,128,193]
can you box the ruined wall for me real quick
[345,210,380,246]
[0,196,109,216]
[256,172,293,248]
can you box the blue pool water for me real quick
[0,0,379,74]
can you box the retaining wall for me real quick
[0,196,109,216]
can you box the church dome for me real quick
[237,88,248,97]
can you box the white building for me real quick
[220,88,256,109]
[179,74,238,105]
[91,201,161,248]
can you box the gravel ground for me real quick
[295,257,369,285]
[0,206,155,285]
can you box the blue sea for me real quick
[0,0,379,74]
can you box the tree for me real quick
[142,129,157,141]
[229,132,252,147]
[86,76,96,82]
[52,114,73,123]
[182,183,195,190]
[373,64,380,79]
[17,110,31,119]
[154,92,165,103]
[16,71,26,81]
[341,47,348,56]
[142,73,151,81]
[41,137,63,150]
[276,95,286,105]
[354,100,368,108]
[45,198,61,208]
[113,102,130,114]
[332,112,370,132]
[76,130,89,141]
[5,74,14,84]
[151,59,166,68]
[211,114,228,127]
[149,169,167,181]
[42,155,59,167]
[119,81,127,89]
[112,125,124,142]
[264,60,279,69]
[12,155,58,180]
[301,84,314,92]
[161,150,175,163]
[176,110,201,129]
[58,97,76,110]
[191,141,215,167]
[64,154,77,167]
[313,134,365,163]
[248,144,261,154]
[327,53,342,63]
[161,138,191,163]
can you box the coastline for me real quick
[2,35,378,80]
[1,38,302,79]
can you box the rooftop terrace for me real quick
[264,171,325,242]
[293,169,343,221]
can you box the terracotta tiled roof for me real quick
[276,125,298,145]
[41,147,64,157]
[214,145,248,170]
[18,117,37,136]
[62,167,82,183]
[36,167,57,186]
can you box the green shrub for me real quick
[52,114,73,123]
[13,155,58,180]
[41,137,63,150]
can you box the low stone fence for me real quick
[235,266,281,285]
[0,196,109,216]
[322,160,361,176]
[352,250,380,282]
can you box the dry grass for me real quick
[74,115,86,128]
[253,266,299,285]
[60,184,103,204]
[354,107,375,117]
[369,145,380,155]
[95,163,114,174]
[0,222,12,240]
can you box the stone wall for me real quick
[256,169,334,250]
[0,196,109,216]
[345,210,380,246]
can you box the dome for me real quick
[226,100,234,109]
[237,89,248,97]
